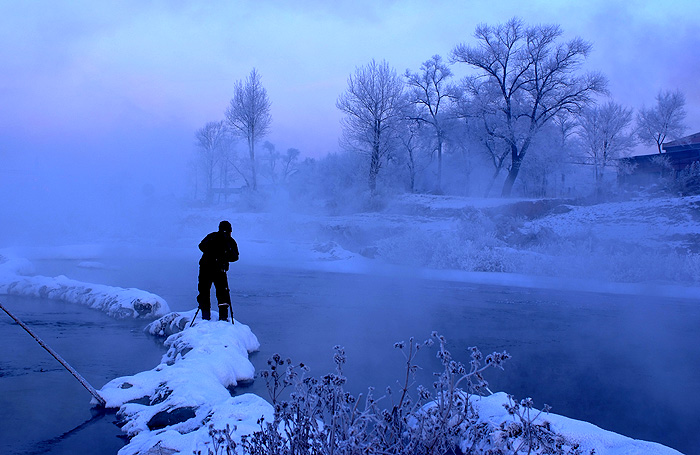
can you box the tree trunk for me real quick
[368,165,378,194]
[501,134,533,197]
[368,146,381,194]
[436,135,443,194]
[501,147,524,197]
[484,167,502,198]
[249,136,257,191]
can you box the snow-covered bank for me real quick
[233,238,700,302]
[470,393,682,455]
[0,253,169,318]
[104,310,682,455]
[180,193,700,289]
[99,316,266,455]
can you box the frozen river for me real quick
[2,247,699,454]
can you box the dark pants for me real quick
[196,266,231,321]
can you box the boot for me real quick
[218,303,229,321]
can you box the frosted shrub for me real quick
[201,334,590,455]
[374,228,470,269]
[668,162,700,196]
[473,396,590,455]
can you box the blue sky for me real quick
[1,0,699,192]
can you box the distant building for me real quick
[618,132,700,186]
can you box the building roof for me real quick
[662,132,700,152]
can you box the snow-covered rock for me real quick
[99,317,265,455]
[144,309,199,337]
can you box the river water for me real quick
[0,294,165,455]
[2,248,699,454]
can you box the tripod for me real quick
[190,303,234,327]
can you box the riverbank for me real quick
[103,308,683,455]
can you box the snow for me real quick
[470,393,682,455]
[518,195,700,250]
[98,317,267,455]
[0,251,170,318]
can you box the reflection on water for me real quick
[17,251,700,454]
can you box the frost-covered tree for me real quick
[259,141,301,186]
[404,55,457,193]
[388,111,433,193]
[337,59,406,194]
[518,121,572,198]
[225,68,272,191]
[636,89,687,154]
[577,101,635,193]
[452,17,607,196]
[195,120,228,200]
[456,89,511,197]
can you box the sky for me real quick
[1,0,699,196]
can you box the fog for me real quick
[2,1,699,249]
[0,124,188,246]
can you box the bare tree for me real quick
[195,121,228,201]
[577,101,635,194]
[393,116,431,193]
[456,87,513,197]
[280,148,301,184]
[452,17,607,196]
[404,55,457,193]
[225,68,272,191]
[636,89,687,154]
[336,59,406,194]
[260,141,280,185]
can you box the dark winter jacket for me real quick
[198,231,239,271]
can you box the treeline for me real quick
[191,17,688,204]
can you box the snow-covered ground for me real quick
[2,193,698,454]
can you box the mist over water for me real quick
[0,145,186,247]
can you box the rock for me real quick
[146,406,197,430]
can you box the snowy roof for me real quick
[662,131,700,152]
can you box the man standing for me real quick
[197,220,239,321]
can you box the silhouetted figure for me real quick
[197,220,239,321]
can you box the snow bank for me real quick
[470,393,682,455]
[99,316,267,455]
[0,253,169,319]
